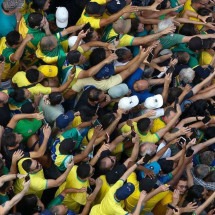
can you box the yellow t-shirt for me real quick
[14,158,47,198]
[182,0,202,30]
[76,0,107,29]
[199,51,213,65]
[90,179,127,215]
[121,122,160,144]
[12,71,52,95]
[0,37,19,80]
[55,165,89,213]
[94,175,111,205]
[152,191,173,215]
[151,117,166,134]
[125,172,141,212]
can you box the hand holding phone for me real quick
[177,136,186,149]
[186,148,194,157]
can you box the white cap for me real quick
[118,95,139,111]
[144,94,163,110]
[56,7,68,28]
[68,36,82,48]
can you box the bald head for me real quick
[40,35,57,51]
[133,80,149,91]
[0,92,9,104]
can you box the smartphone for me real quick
[167,204,178,212]
[42,118,48,126]
[169,186,174,192]
[25,174,30,182]
[186,147,194,157]
[177,136,186,149]
[166,66,174,75]
[147,52,154,62]
[87,187,92,195]
[93,119,101,127]
[0,55,4,63]
[131,130,136,137]
[172,52,178,60]
[202,115,211,124]
[190,128,198,139]
[82,22,91,32]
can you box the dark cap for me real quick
[106,164,127,184]
[188,37,215,51]
[115,182,135,200]
[86,2,106,15]
[139,176,157,192]
[59,138,77,154]
[106,0,126,14]
[21,102,35,114]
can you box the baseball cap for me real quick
[38,65,58,77]
[106,164,127,184]
[59,138,77,154]
[115,182,135,200]
[139,176,157,192]
[113,18,131,34]
[94,63,115,79]
[188,37,214,51]
[107,0,126,14]
[108,83,129,99]
[56,111,74,129]
[68,36,83,49]
[118,95,139,111]
[3,0,24,11]
[56,7,68,28]
[144,94,163,110]
[86,2,106,15]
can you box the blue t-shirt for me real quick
[0,0,16,37]
[126,68,154,103]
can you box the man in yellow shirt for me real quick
[90,157,146,215]
[121,105,181,144]
[76,1,138,29]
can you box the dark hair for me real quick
[99,113,116,129]
[177,52,190,64]
[137,118,151,133]
[0,180,11,193]
[81,27,94,43]
[6,31,21,46]
[179,175,188,181]
[77,163,91,179]
[17,194,42,215]
[21,102,35,114]
[130,18,140,35]
[167,87,183,104]
[164,106,177,117]
[115,48,130,62]
[28,12,43,28]
[59,139,76,154]
[49,92,62,105]
[9,89,26,102]
[90,48,106,66]
[179,23,197,36]
[67,50,81,64]
[79,106,95,122]
[31,0,47,10]
[197,8,211,16]
[26,69,39,83]
[157,158,174,174]
[184,185,204,203]
[22,159,32,172]
[2,132,17,147]
[88,88,102,102]
[0,159,4,176]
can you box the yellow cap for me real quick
[38,65,58,77]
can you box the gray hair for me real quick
[179,68,195,84]
[157,19,173,32]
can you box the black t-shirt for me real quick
[2,127,30,169]
[0,104,11,127]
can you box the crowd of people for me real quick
[0,0,214,214]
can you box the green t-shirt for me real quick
[14,119,42,142]
[160,33,184,49]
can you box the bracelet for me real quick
[136,162,139,166]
